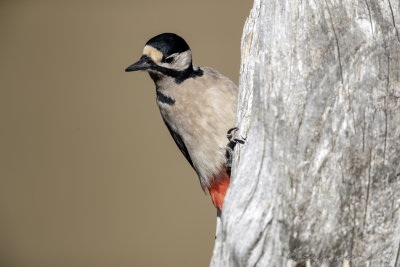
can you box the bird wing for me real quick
[162,118,194,168]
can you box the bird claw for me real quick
[225,127,246,169]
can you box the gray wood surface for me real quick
[211,0,400,266]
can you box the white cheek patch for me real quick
[143,45,163,63]
[172,50,192,71]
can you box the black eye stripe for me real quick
[150,63,203,84]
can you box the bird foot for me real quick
[225,127,246,170]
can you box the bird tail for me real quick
[208,165,230,211]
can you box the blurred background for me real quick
[0,1,252,266]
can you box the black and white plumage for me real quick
[125,33,237,210]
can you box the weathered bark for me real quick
[211,0,400,266]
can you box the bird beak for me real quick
[125,55,152,72]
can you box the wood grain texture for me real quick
[211,0,400,266]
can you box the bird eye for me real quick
[164,57,174,64]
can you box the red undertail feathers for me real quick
[208,166,230,211]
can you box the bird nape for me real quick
[125,33,239,211]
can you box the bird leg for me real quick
[225,127,245,170]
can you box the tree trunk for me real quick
[211,0,400,266]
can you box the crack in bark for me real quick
[351,105,357,134]
[251,216,273,266]
[395,240,400,267]
[325,0,344,84]
[365,0,374,37]
[295,90,309,147]
[349,195,356,266]
[387,0,400,43]
[362,149,372,233]
[384,48,390,165]
[362,108,366,152]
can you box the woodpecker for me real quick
[125,33,238,211]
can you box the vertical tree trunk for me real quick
[211,0,400,266]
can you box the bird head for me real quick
[125,33,193,77]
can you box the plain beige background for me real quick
[0,1,252,266]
